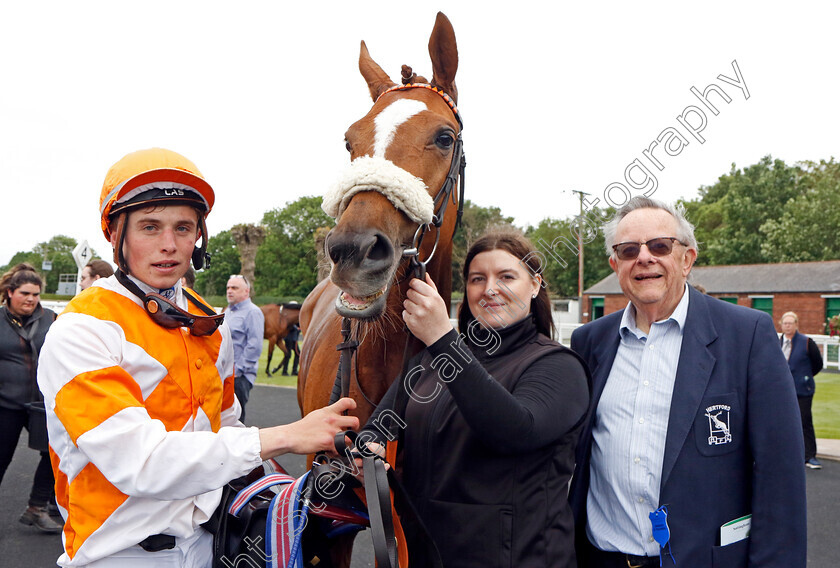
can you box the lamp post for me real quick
[570,190,589,323]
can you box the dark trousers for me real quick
[0,406,55,508]
[798,395,817,460]
[234,375,254,423]
[583,538,661,568]
[280,340,300,375]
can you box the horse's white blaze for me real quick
[373,99,427,158]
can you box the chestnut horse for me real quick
[299,11,462,427]
[261,302,301,376]
[297,12,463,564]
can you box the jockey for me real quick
[38,148,358,567]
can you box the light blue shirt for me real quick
[226,298,265,385]
[586,284,690,556]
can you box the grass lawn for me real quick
[254,339,298,388]
[814,371,840,439]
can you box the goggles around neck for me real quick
[116,270,224,336]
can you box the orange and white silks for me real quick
[37,276,262,567]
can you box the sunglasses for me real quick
[612,237,688,261]
[116,270,225,336]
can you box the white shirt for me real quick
[586,284,690,556]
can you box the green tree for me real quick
[525,206,614,297]
[684,155,800,265]
[194,230,241,296]
[760,159,840,261]
[451,200,515,291]
[256,196,335,298]
[2,235,79,294]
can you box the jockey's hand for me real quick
[402,273,453,346]
[258,398,359,459]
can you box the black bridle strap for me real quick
[430,136,463,228]
[329,317,358,405]
[364,457,399,568]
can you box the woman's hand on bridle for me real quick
[351,442,389,484]
[402,273,453,346]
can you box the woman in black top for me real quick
[0,263,61,533]
[362,229,590,568]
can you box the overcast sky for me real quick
[2,1,838,269]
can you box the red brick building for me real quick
[582,260,840,334]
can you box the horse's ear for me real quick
[428,12,459,103]
[359,40,396,102]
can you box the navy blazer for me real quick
[569,286,806,568]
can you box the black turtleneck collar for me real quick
[464,314,539,362]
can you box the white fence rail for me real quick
[558,322,840,371]
[804,334,840,370]
[37,303,840,371]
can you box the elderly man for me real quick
[226,274,264,422]
[569,197,806,568]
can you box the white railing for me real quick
[557,322,583,347]
[804,334,840,370]
[41,300,69,314]
[39,306,839,369]
[557,325,840,371]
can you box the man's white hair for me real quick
[602,196,699,257]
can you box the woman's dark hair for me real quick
[457,229,555,339]
[85,259,114,279]
[0,263,44,305]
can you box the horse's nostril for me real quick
[367,233,393,262]
[327,239,355,265]
[326,230,394,270]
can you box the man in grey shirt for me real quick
[226,275,264,422]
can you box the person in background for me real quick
[570,197,806,568]
[38,148,357,567]
[225,274,264,422]
[79,259,114,291]
[780,311,824,469]
[280,322,300,376]
[181,266,196,290]
[0,263,61,533]
[361,229,589,567]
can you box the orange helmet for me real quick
[100,148,216,271]
[99,148,215,241]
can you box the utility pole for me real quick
[570,190,590,323]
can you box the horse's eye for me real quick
[345,140,352,153]
[435,132,454,149]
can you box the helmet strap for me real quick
[114,213,131,275]
[191,216,211,270]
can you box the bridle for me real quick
[317,83,462,568]
[377,84,466,281]
[329,82,466,407]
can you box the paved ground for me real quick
[0,385,835,567]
